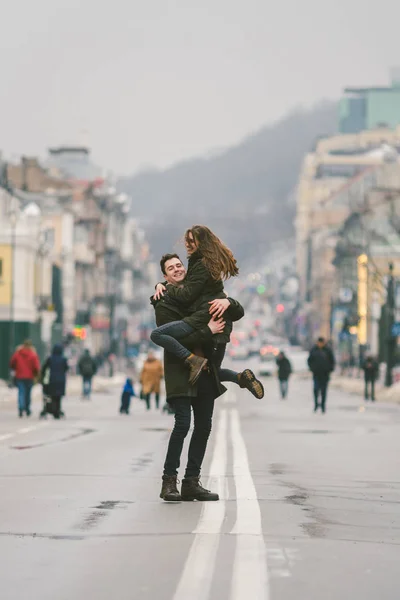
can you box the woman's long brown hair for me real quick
[185,225,239,281]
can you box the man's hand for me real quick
[154,283,166,300]
[207,317,226,335]
[209,298,230,318]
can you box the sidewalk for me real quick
[0,373,126,405]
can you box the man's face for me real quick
[163,257,186,284]
[317,340,325,349]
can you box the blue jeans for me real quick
[83,377,92,397]
[151,323,239,383]
[16,379,33,414]
[151,321,194,360]
[279,379,289,398]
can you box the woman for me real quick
[41,344,69,419]
[140,352,164,410]
[151,225,264,398]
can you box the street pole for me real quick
[9,213,17,363]
[385,262,395,387]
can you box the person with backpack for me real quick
[77,349,97,400]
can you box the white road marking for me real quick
[230,408,269,600]
[18,427,36,434]
[0,434,13,441]
[173,409,228,600]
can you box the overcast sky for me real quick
[1,0,399,175]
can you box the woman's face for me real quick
[185,231,198,255]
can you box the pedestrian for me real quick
[120,378,136,414]
[152,252,245,502]
[10,339,40,417]
[77,349,97,400]
[140,351,164,410]
[40,344,69,419]
[276,351,292,399]
[362,355,379,401]
[307,337,335,413]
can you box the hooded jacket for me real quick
[10,346,40,380]
[41,344,69,397]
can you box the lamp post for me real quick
[8,205,19,362]
[385,262,395,387]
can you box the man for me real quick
[78,349,97,400]
[307,337,335,413]
[362,355,379,401]
[153,253,244,502]
[276,351,292,399]
[10,340,40,417]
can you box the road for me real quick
[1,363,400,600]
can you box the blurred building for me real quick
[339,70,400,134]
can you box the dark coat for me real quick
[78,351,97,378]
[308,345,335,378]
[165,251,234,341]
[363,358,379,382]
[42,344,69,397]
[152,293,244,402]
[276,356,292,380]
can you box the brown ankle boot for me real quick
[238,369,265,399]
[184,354,208,385]
[181,477,219,501]
[160,475,181,501]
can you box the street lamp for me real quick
[8,201,19,362]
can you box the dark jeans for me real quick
[145,392,160,410]
[82,377,92,397]
[16,379,33,414]
[163,388,215,478]
[313,376,329,411]
[279,379,289,398]
[365,380,375,401]
[120,392,132,413]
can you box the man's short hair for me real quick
[317,337,325,343]
[160,253,181,275]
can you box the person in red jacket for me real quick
[10,340,40,417]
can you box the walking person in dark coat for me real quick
[41,344,69,419]
[307,337,335,413]
[78,349,97,400]
[362,356,379,401]
[276,351,292,399]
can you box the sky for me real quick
[1,0,400,175]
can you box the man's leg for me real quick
[155,392,160,409]
[16,380,25,416]
[145,394,151,410]
[313,377,320,411]
[371,380,375,401]
[365,380,369,400]
[25,380,33,416]
[320,378,329,413]
[163,399,191,476]
[181,387,218,501]
[282,380,288,398]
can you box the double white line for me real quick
[173,405,269,600]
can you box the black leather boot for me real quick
[160,475,182,501]
[181,477,219,501]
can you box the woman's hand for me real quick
[154,283,166,300]
[209,298,230,318]
[207,317,226,335]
